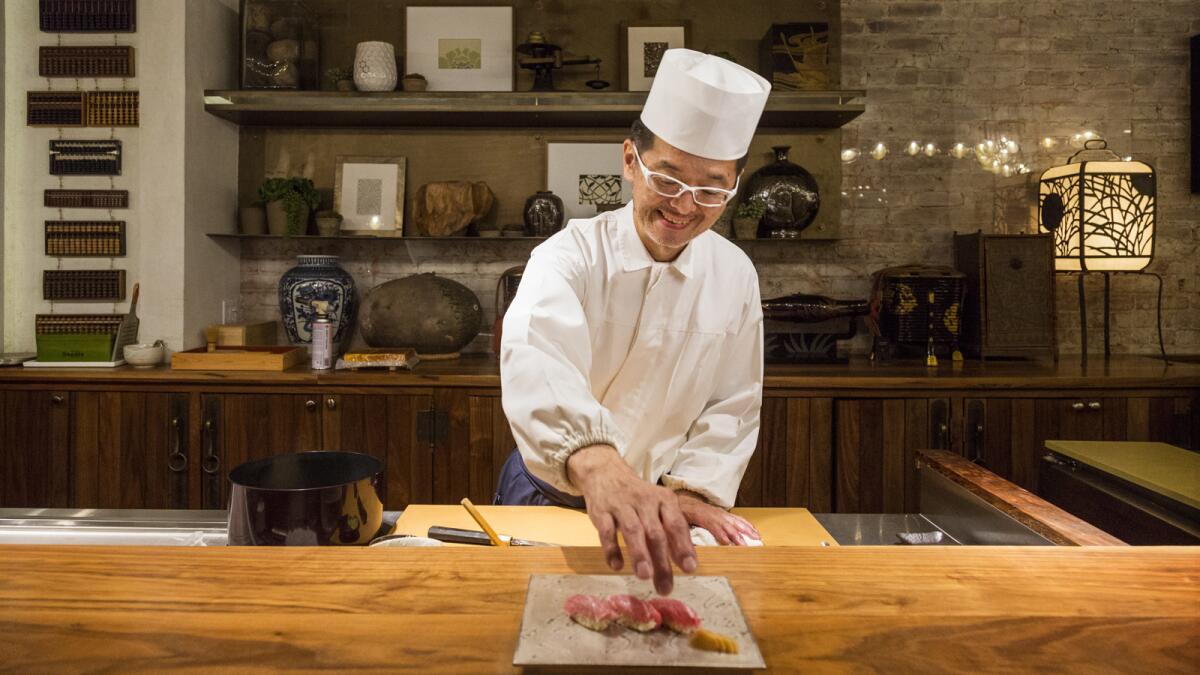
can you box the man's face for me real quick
[622,138,739,262]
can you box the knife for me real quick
[427,525,556,547]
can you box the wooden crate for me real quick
[171,346,305,371]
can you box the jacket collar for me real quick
[615,202,697,279]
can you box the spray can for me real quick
[310,300,333,370]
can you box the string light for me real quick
[869,142,888,160]
[905,140,921,156]
[840,147,860,163]
[949,142,970,159]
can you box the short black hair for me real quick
[629,117,749,175]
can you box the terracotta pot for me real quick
[266,200,310,236]
[402,77,427,92]
[239,206,266,235]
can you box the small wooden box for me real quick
[953,231,1056,359]
[214,321,277,346]
[171,346,303,371]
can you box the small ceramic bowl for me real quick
[123,341,165,368]
[368,535,443,548]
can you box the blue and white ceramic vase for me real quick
[278,255,356,344]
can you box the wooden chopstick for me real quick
[460,498,508,547]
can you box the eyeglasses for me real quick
[632,145,740,208]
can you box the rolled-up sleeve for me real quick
[500,244,626,494]
[659,282,763,509]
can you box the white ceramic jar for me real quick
[353,41,397,92]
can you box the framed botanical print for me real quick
[334,156,406,236]
[547,142,633,221]
[620,21,690,91]
[405,6,514,91]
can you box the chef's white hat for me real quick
[640,48,772,161]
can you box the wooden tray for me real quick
[171,346,304,371]
[514,574,765,669]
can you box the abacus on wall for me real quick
[35,1,137,311]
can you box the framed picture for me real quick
[334,156,406,236]
[620,21,690,91]
[405,6,514,91]
[547,143,633,222]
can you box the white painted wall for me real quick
[2,0,240,352]
[183,0,241,349]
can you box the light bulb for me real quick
[905,141,921,156]
[990,159,1001,173]
[923,142,938,157]
[949,142,970,159]
[1041,137,1056,149]
[998,148,1010,160]
[1005,140,1019,154]
[1001,163,1013,177]
[1122,155,1132,161]
[869,142,888,160]
[976,141,989,156]
[840,147,860,163]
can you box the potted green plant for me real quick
[315,209,343,237]
[401,73,427,92]
[258,177,320,237]
[325,66,354,91]
[733,196,765,240]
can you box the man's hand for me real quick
[675,490,761,545]
[567,444,696,596]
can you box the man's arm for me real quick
[660,278,764,522]
[501,243,695,595]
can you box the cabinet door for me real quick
[737,397,832,510]
[835,398,949,513]
[321,393,433,509]
[0,389,71,507]
[977,395,1198,494]
[436,390,514,505]
[199,393,322,509]
[72,391,189,509]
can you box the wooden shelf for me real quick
[206,233,547,241]
[202,89,865,128]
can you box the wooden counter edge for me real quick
[917,449,1126,546]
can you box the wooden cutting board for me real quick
[513,574,765,669]
[392,505,836,546]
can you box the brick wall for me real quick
[240,0,1199,356]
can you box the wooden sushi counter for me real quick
[0,544,1196,672]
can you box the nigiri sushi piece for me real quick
[607,594,662,632]
[689,628,739,654]
[647,597,702,633]
[564,594,618,631]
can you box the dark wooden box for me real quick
[953,231,1056,359]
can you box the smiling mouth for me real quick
[656,209,694,231]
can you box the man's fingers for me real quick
[659,501,697,573]
[615,507,653,583]
[590,510,623,570]
[731,515,761,540]
[637,503,675,596]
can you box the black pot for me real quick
[227,451,385,546]
[743,145,820,238]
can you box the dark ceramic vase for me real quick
[278,255,356,344]
[358,273,483,357]
[523,190,564,236]
[744,146,820,239]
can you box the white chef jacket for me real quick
[500,202,763,508]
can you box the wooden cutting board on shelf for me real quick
[513,574,765,669]
[392,505,835,546]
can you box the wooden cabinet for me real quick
[437,390,515,506]
[962,395,1197,493]
[737,397,833,510]
[0,389,71,508]
[834,398,952,513]
[72,391,189,509]
[199,392,433,510]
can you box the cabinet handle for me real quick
[51,394,65,405]
[1071,402,1085,411]
[167,416,187,473]
[1087,401,1102,410]
[305,399,317,411]
[326,397,336,410]
[201,419,221,475]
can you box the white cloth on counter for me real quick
[690,526,764,547]
[500,202,764,509]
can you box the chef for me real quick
[496,49,770,595]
